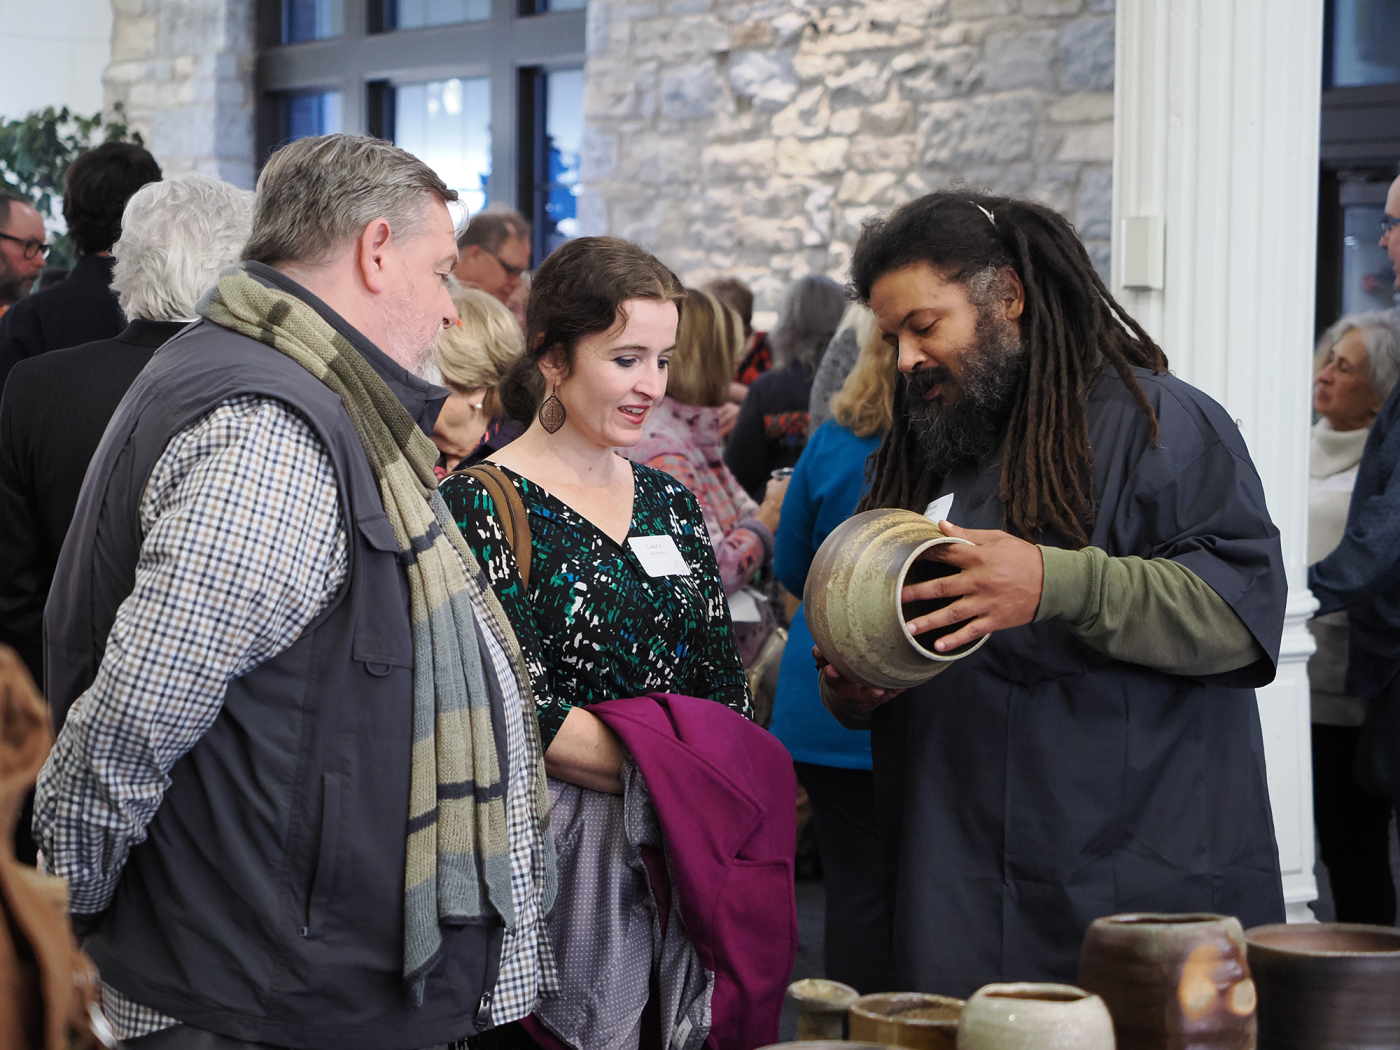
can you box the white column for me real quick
[1111,0,1324,922]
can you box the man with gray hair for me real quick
[34,135,556,1049]
[0,173,253,690]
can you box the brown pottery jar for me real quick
[848,991,964,1049]
[1245,922,1400,1050]
[1078,912,1256,1050]
[804,508,988,690]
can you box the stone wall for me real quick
[578,0,1115,311]
[105,0,256,188]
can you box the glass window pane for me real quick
[282,90,343,142]
[284,0,343,42]
[395,77,492,215]
[1330,0,1400,87]
[1341,204,1398,316]
[538,0,587,10]
[541,68,584,256]
[391,0,489,30]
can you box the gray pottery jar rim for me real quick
[1095,911,1237,927]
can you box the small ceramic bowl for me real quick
[957,983,1115,1050]
[804,508,988,690]
[849,991,964,1049]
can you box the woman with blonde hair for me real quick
[623,288,789,661]
[431,284,525,476]
[768,316,895,993]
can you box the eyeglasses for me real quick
[1381,215,1400,236]
[0,231,51,260]
[484,248,525,279]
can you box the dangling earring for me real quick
[539,384,566,434]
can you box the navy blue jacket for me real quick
[1310,379,1400,699]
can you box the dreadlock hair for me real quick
[852,191,1168,548]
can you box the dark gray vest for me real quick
[45,286,508,1049]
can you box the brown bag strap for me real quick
[462,464,533,592]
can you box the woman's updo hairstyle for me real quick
[499,236,685,422]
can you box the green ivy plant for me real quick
[0,103,144,269]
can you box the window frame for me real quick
[254,0,585,214]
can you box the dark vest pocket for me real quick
[353,511,415,674]
[304,772,343,936]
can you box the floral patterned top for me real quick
[620,397,772,596]
[440,461,753,747]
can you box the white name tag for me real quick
[628,535,692,577]
[727,587,763,623]
[924,493,955,523]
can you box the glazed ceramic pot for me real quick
[1245,922,1400,1050]
[1078,912,1256,1050]
[785,978,860,1040]
[849,991,964,1049]
[956,983,1115,1050]
[804,508,988,690]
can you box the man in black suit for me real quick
[0,142,161,392]
[0,173,254,689]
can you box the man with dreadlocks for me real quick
[817,192,1288,996]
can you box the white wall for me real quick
[1112,0,1324,921]
[0,0,111,122]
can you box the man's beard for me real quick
[382,288,442,376]
[903,311,1025,477]
[0,256,27,307]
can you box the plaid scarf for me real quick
[198,265,554,997]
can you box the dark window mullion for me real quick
[517,67,546,258]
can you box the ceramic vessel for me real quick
[785,978,860,1040]
[849,991,964,1049]
[956,983,1115,1050]
[1245,922,1400,1050]
[1078,912,1256,1050]
[804,508,988,690]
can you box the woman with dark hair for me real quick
[723,274,847,500]
[442,236,751,778]
[621,288,788,663]
[440,238,792,1050]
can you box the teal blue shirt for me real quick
[769,419,882,768]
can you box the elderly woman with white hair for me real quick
[1308,310,1400,925]
[0,172,254,695]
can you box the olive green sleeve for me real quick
[1034,545,1264,675]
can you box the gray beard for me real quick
[383,290,442,375]
[904,312,1025,477]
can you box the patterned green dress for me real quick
[440,462,753,747]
